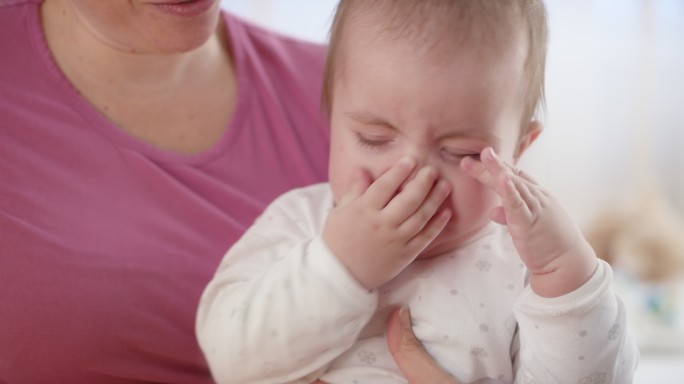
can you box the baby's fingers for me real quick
[365,157,417,209]
[480,147,511,188]
[462,147,539,222]
[460,155,495,189]
[461,148,516,196]
[384,166,440,225]
[481,148,546,225]
[467,148,535,196]
[497,171,534,222]
[337,170,372,207]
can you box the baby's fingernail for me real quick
[418,165,437,178]
[399,156,415,168]
[488,147,499,159]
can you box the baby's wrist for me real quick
[529,241,598,298]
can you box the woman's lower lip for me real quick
[151,0,216,18]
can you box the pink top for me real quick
[0,1,329,382]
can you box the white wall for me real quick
[528,0,684,229]
[220,0,337,43]
[220,0,684,229]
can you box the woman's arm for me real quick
[386,307,459,384]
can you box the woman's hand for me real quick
[386,307,458,384]
[313,307,457,384]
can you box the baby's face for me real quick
[328,26,534,258]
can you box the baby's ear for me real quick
[514,120,543,160]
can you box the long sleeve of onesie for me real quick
[513,260,640,383]
[196,185,377,384]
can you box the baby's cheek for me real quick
[453,180,498,215]
[329,165,375,203]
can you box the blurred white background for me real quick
[220,0,684,382]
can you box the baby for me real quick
[197,1,639,383]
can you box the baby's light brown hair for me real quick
[322,0,548,128]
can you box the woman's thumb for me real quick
[386,307,457,384]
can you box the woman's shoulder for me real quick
[0,0,39,34]
[0,0,39,10]
[256,183,333,229]
[220,10,330,150]
[221,11,327,84]
[220,10,327,103]
[268,183,333,216]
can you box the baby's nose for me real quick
[407,150,438,178]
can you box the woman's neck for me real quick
[40,0,229,99]
[39,0,237,155]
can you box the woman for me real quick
[0,0,447,382]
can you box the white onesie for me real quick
[197,183,639,384]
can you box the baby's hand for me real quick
[323,157,452,290]
[461,148,597,297]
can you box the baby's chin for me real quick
[415,233,462,259]
[416,220,493,259]
[416,241,457,259]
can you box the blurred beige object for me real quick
[586,188,684,282]
[586,187,684,353]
